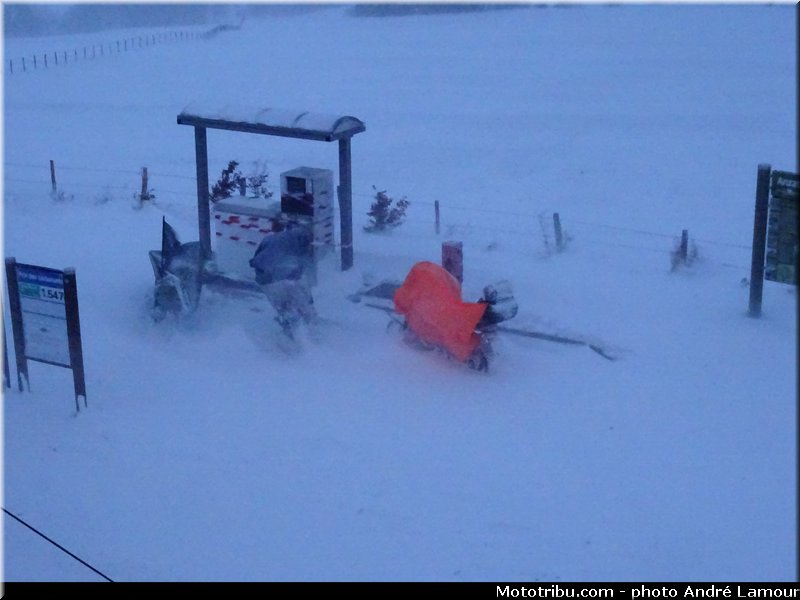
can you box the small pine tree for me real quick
[245,160,273,200]
[364,187,409,232]
[210,160,243,202]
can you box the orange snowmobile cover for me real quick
[393,261,488,362]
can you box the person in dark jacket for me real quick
[249,220,317,334]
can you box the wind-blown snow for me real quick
[2,5,797,582]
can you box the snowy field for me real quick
[2,4,797,582]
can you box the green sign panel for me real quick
[765,170,798,285]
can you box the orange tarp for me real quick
[393,261,487,362]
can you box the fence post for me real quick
[33,55,37,69]
[9,59,12,74]
[44,54,47,68]
[680,229,689,262]
[54,52,58,65]
[748,164,771,317]
[22,57,26,72]
[140,167,150,205]
[553,212,563,252]
[442,241,464,285]
[435,200,440,235]
[50,160,57,193]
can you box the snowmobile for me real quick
[350,261,518,372]
[148,218,208,320]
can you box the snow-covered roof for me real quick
[177,104,366,142]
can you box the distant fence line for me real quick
[6,29,200,76]
[2,159,754,271]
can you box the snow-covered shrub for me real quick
[210,160,243,202]
[245,160,273,200]
[364,186,409,232]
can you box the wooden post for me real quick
[748,164,771,317]
[50,160,57,193]
[338,137,354,271]
[553,212,563,252]
[435,200,440,235]
[22,57,26,72]
[680,229,689,263]
[442,241,464,285]
[194,127,211,260]
[83,47,87,59]
[140,167,150,204]
[44,54,47,68]
[54,52,58,65]
[9,60,12,75]
[5,258,29,392]
[33,55,37,69]
[63,268,87,411]
[3,310,10,389]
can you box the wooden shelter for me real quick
[177,104,366,270]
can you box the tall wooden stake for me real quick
[50,160,57,193]
[748,164,771,317]
[680,229,689,262]
[553,212,563,252]
[140,167,150,205]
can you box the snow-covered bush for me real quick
[210,160,243,202]
[364,186,409,232]
[245,160,273,200]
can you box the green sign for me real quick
[765,170,798,285]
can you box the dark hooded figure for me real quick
[249,220,317,333]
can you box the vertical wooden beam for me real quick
[194,127,211,260]
[748,164,771,317]
[50,160,57,193]
[63,268,87,410]
[553,212,563,252]
[3,309,10,389]
[680,229,689,262]
[4,258,28,392]
[338,137,354,271]
[140,167,150,205]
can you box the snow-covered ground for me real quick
[2,4,796,582]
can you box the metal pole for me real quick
[338,137,354,271]
[748,164,771,317]
[194,127,211,260]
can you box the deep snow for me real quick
[2,4,797,582]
